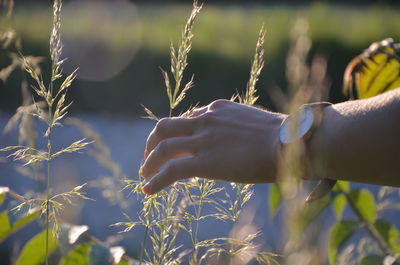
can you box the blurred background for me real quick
[1,0,400,115]
[0,0,400,264]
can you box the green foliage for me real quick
[328,220,360,265]
[359,255,385,265]
[116,261,134,265]
[332,193,347,220]
[374,220,400,253]
[349,189,377,224]
[298,195,331,232]
[334,181,350,193]
[16,229,58,265]
[0,211,11,240]
[269,184,282,217]
[0,202,40,242]
[58,243,92,265]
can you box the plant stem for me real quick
[191,187,204,265]
[139,225,149,265]
[194,199,203,245]
[45,131,52,265]
[45,87,53,265]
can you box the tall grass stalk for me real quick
[46,1,62,263]
[162,0,202,117]
[0,0,91,264]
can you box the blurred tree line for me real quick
[1,3,400,117]
[11,0,400,5]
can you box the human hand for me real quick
[140,99,286,195]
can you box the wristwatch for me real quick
[279,102,337,202]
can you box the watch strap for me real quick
[279,102,337,202]
[303,102,337,202]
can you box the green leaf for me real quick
[0,211,11,239]
[349,189,377,223]
[0,186,9,205]
[360,255,384,265]
[298,195,331,232]
[16,229,58,265]
[374,220,400,253]
[328,220,359,265]
[333,193,347,220]
[59,243,133,265]
[0,204,40,243]
[269,183,282,217]
[334,181,350,193]
[58,243,92,265]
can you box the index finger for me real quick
[144,117,198,159]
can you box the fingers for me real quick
[142,156,204,195]
[144,117,198,159]
[141,136,199,178]
[187,106,207,117]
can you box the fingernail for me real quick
[142,183,151,195]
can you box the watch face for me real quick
[279,106,314,144]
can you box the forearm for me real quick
[310,88,400,186]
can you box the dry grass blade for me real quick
[51,183,92,204]
[51,138,93,159]
[50,0,62,82]
[237,25,266,106]
[141,104,160,121]
[162,0,202,115]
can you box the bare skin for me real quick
[310,87,400,186]
[141,88,400,195]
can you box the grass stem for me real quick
[139,225,149,265]
[45,130,52,265]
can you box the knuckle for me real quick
[199,112,218,126]
[155,118,170,135]
[209,99,230,110]
[157,139,170,157]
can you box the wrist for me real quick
[308,104,337,180]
